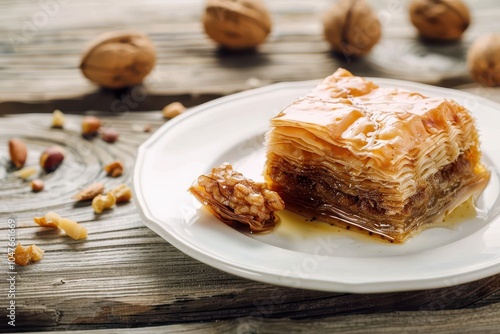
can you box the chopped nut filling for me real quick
[189,163,284,232]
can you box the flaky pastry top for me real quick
[267,68,483,201]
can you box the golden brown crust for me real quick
[265,68,489,242]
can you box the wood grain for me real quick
[1,113,500,332]
[1,0,500,111]
[2,0,500,332]
[24,303,500,334]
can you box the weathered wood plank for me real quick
[2,0,500,332]
[21,302,500,334]
[2,112,500,332]
[1,0,499,109]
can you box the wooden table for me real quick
[1,0,500,332]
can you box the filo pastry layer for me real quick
[264,68,490,243]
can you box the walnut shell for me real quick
[468,34,500,87]
[323,0,382,57]
[203,0,272,50]
[80,31,156,89]
[409,0,470,41]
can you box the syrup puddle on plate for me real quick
[248,199,481,258]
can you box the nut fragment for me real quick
[189,163,285,232]
[14,166,38,180]
[104,161,124,177]
[13,243,44,266]
[323,0,381,57]
[31,179,45,192]
[58,218,88,240]
[92,192,117,214]
[110,184,133,203]
[143,124,152,133]
[409,0,470,41]
[468,34,500,87]
[80,31,156,89]
[203,0,272,49]
[101,128,120,143]
[72,182,105,201]
[8,138,28,168]
[162,102,186,119]
[82,116,102,137]
[51,109,65,128]
[34,211,60,228]
[40,146,65,173]
[34,212,87,240]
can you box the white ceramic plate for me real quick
[133,78,500,293]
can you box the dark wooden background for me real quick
[1,0,500,332]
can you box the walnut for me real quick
[110,184,133,203]
[92,192,116,214]
[409,0,470,41]
[203,0,272,50]
[323,0,382,57]
[468,34,500,87]
[189,163,285,232]
[80,31,156,89]
[13,243,44,266]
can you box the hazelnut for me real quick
[203,0,272,50]
[80,31,156,89]
[409,0,470,42]
[40,146,65,173]
[82,116,102,137]
[323,0,382,57]
[162,102,186,119]
[468,34,500,87]
[51,109,65,128]
[110,184,133,203]
[31,179,45,192]
[101,128,120,143]
[8,138,28,168]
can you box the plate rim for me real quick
[133,77,500,293]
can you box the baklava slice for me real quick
[264,68,490,243]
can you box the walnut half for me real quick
[189,163,284,232]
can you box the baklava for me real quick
[264,68,490,243]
